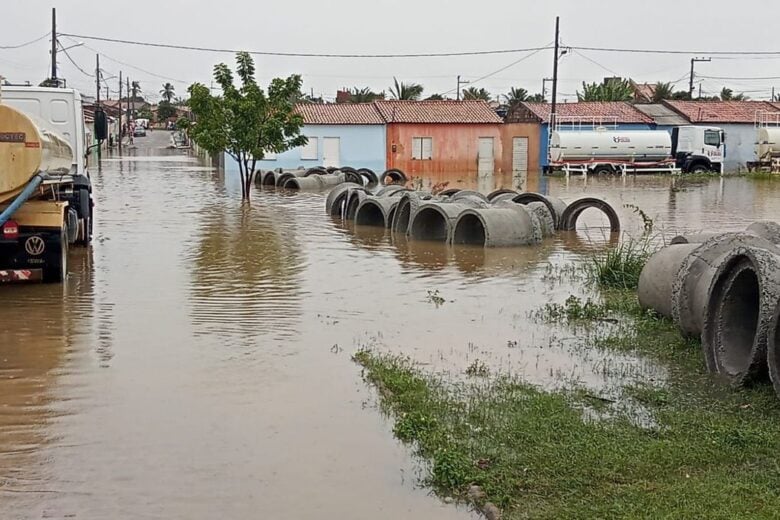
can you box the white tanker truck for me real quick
[549,125,725,175]
[0,86,99,283]
[748,125,780,173]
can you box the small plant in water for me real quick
[623,204,654,234]
[426,290,446,308]
[590,240,653,290]
[465,359,490,377]
[539,295,613,323]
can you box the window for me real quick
[412,137,433,160]
[300,137,318,160]
[704,130,721,147]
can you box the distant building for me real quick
[376,100,538,177]
[663,100,780,171]
[629,80,657,103]
[509,102,655,171]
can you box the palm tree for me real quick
[503,87,529,105]
[652,82,675,102]
[131,81,142,101]
[526,93,545,102]
[426,93,445,100]
[160,82,176,103]
[462,87,491,101]
[721,87,748,101]
[349,87,382,103]
[389,78,424,100]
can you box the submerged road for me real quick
[3,130,780,519]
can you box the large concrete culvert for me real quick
[355,197,400,228]
[638,244,699,319]
[512,193,568,229]
[410,205,452,242]
[391,192,431,235]
[672,233,779,338]
[701,246,780,386]
[452,203,540,248]
[345,189,368,220]
[261,170,278,186]
[325,183,363,217]
[558,197,620,233]
[767,296,780,397]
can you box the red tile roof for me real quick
[374,100,502,124]
[663,100,780,124]
[519,102,654,124]
[295,103,384,125]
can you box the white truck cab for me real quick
[672,125,725,174]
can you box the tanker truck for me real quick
[549,125,725,175]
[748,123,780,173]
[0,86,97,283]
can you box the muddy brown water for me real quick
[2,131,780,518]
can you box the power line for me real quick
[571,45,780,56]
[60,32,554,58]
[571,50,620,76]
[59,45,94,78]
[443,44,552,95]
[0,33,49,50]
[698,74,780,81]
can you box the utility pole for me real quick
[127,77,133,145]
[542,77,553,102]
[689,57,711,98]
[96,54,102,161]
[118,71,122,154]
[551,16,560,130]
[50,8,57,84]
[457,75,470,101]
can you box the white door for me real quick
[512,137,529,174]
[322,137,340,167]
[478,137,494,175]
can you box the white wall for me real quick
[720,124,758,173]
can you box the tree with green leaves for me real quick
[160,82,176,103]
[156,101,177,122]
[503,87,529,105]
[652,82,675,102]
[188,52,307,201]
[526,93,546,102]
[462,87,491,101]
[347,87,383,103]
[577,78,633,102]
[720,87,748,101]
[131,81,142,101]
[389,78,424,100]
[425,93,445,100]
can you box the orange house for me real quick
[375,100,539,178]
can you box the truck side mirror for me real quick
[94,108,108,141]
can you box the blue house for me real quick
[508,102,657,170]
[225,103,386,174]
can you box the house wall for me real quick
[709,124,756,172]
[225,124,386,173]
[386,123,538,176]
[538,123,655,168]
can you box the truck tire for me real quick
[76,188,93,245]
[592,165,614,176]
[44,226,68,283]
[690,164,710,174]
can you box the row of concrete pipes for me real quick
[255,166,408,190]
[325,183,621,248]
[638,224,780,396]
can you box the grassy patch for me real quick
[355,289,780,519]
[589,240,653,290]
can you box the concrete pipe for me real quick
[512,193,568,229]
[391,192,432,235]
[525,201,555,238]
[409,202,470,243]
[489,193,518,204]
[374,185,409,198]
[452,201,541,248]
[357,168,379,189]
[325,183,363,217]
[701,246,780,387]
[487,189,518,202]
[638,244,699,318]
[558,197,620,233]
[670,233,718,245]
[439,188,461,198]
[355,196,401,228]
[284,175,324,190]
[304,167,328,177]
[766,295,780,397]
[345,188,369,220]
[672,233,779,338]
[276,170,306,187]
[261,170,279,186]
[451,190,489,203]
[746,221,780,244]
[380,169,408,185]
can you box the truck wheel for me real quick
[44,227,69,283]
[593,166,614,176]
[76,188,93,245]
[690,164,709,174]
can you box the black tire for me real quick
[325,166,340,174]
[592,165,614,176]
[44,226,68,283]
[75,188,93,245]
[689,164,710,174]
[304,167,328,177]
[357,168,379,189]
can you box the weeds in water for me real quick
[426,289,446,308]
[589,240,653,290]
[537,295,613,323]
[623,204,654,233]
[747,171,780,181]
[465,359,490,377]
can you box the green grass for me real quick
[354,290,780,519]
[589,240,654,290]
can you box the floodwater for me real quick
[2,130,780,519]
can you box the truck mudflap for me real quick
[0,269,43,283]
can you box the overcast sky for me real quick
[2,0,778,103]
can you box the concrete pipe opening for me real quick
[559,198,620,233]
[410,207,450,242]
[325,183,362,217]
[393,199,413,234]
[345,192,365,220]
[276,172,297,187]
[453,213,486,246]
[355,200,387,227]
[261,171,277,186]
[719,263,761,378]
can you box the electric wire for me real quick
[0,33,49,50]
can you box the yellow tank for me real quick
[0,104,73,203]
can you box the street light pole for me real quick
[689,57,711,99]
[51,8,57,84]
[457,75,470,101]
